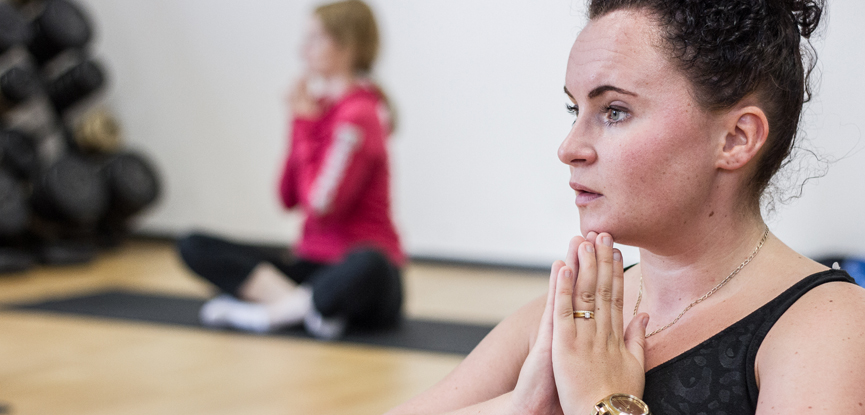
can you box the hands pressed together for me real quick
[287,76,321,119]
[511,232,650,415]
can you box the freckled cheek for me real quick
[617,142,667,182]
[606,145,684,219]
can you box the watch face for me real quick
[610,395,648,414]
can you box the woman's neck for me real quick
[635,212,768,316]
[317,71,356,101]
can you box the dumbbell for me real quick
[0,129,35,271]
[27,0,92,65]
[0,2,32,55]
[37,239,97,265]
[0,65,41,111]
[27,154,107,264]
[95,151,161,245]
[101,151,161,217]
[29,151,159,227]
[0,130,34,272]
[0,128,38,179]
[0,247,34,273]
[0,168,29,237]
[31,154,109,226]
[46,59,104,112]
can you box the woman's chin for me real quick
[579,218,625,241]
[579,221,607,238]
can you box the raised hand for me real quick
[288,76,321,119]
[510,257,575,415]
[551,233,649,415]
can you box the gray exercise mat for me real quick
[7,290,493,355]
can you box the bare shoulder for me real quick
[385,293,547,415]
[755,274,865,413]
[768,273,865,340]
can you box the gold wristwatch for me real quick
[591,393,650,415]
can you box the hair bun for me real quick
[788,0,824,38]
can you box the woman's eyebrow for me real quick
[563,85,638,100]
[588,85,638,99]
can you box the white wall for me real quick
[78,0,864,268]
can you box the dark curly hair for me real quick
[588,0,824,211]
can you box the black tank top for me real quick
[642,269,854,415]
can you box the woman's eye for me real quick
[566,104,578,115]
[605,107,628,123]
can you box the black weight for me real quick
[27,0,92,64]
[33,155,108,225]
[46,59,104,112]
[0,247,34,273]
[0,169,29,236]
[0,66,41,105]
[103,152,160,216]
[0,129,37,179]
[0,2,32,54]
[38,240,97,265]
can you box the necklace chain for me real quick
[633,227,770,338]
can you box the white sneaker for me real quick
[199,295,238,328]
[199,295,271,333]
[303,308,347,340]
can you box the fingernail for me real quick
[563,268,572,279]
[642,315,650,328]
[602,235,612,247]
[585,243,594,253]
[613,251,622,262]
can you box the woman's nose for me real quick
[557,123,596,166]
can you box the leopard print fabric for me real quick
[642,270,853,415]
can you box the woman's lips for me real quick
[570,182,603,206]
[575,190,603,206]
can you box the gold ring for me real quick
[573,310,594,319]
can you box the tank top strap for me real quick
[744,269,855,404]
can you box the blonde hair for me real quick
[314,0,379,74]
[314,0,397,132]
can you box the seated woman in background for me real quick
[178,0,404,340]
[388,0,865,414]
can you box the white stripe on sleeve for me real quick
[309,123,363,215]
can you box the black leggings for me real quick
[177,232,403,329]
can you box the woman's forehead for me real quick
[307,15,326,34]
[565,10,669,97]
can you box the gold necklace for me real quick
[633,227,770,338]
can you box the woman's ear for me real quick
[716,105,769,171]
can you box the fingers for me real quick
[553,265,577,341]
[291,77,307,96]
[573,241,598,342]
[593,234,615,339]
[565,235,585,274]
[565,235,585,312]
[547,261,565,310]
[624,313,650,369]
[557,233,625,349]
[539,261,566,341]
[611,248,626,339]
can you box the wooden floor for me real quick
[0,240,549,415]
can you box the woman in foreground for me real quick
[387,0,865,414]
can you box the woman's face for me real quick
[558,9,726,245]
[302,16,351,76]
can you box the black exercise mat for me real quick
[7,290,494,355]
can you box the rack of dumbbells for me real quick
[0,0,160,273]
